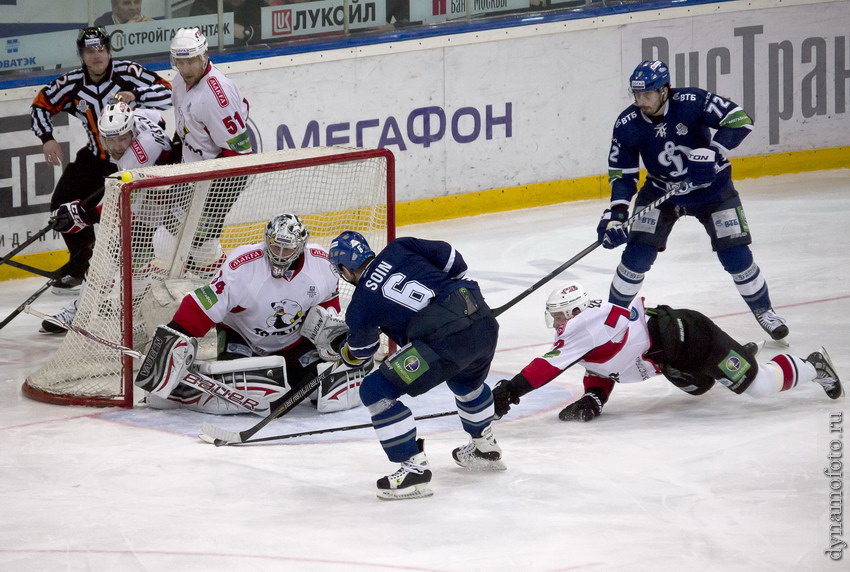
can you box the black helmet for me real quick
[77,26,111,54]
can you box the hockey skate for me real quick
[51,275,83,296]
[806,347,844,400]
[39,299,77,334]
[755,309,789,341]
[452,425,506,471]
[376,439,433,500]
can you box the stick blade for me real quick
[200,422,243,446]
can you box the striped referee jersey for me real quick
[31,59,172,160]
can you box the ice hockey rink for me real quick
[0,169,847,571]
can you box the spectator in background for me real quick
[94,0,152,26]
[386,0,410,27]
[191,0,267,45]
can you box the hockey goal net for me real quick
[24,147,395,408]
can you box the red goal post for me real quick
[23,147,395,408]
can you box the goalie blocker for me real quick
[139,325,364,415]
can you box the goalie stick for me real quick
[491,183,695,318]
[23,305,275,415]
[199,366,335,446]
[221,411,459,446]
[0,279,54,331]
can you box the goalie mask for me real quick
[545,282,589,328]
[264,213,308,278]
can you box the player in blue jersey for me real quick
[598,60,788,341]
[328,232,504,500]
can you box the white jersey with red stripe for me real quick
[112,108,171,170]
[522,298,661,388]
[172,63,251,162]
[187,242,340,355]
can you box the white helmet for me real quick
[545,281,589,327]
[170,27,207,59]
[264,213,309,278]
[98,102,135,138]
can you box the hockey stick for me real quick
[0,280,55,331]
[199,367,332,446]
[3,258,58,280]
[491,184,688,318]
[23,305,274,415]
[0,222,56,269]
[229,410,460,446]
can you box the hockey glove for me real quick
[492,374,534,418]
[597,205,629,249]
[558,388,604,422]
[52,200,95,234]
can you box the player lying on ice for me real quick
[133,213,366,415]
[493,282,843,422]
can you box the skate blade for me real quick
[376,484,433,501]
[454,458,507,472]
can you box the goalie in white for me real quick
[136,213,364,415]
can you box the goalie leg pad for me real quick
[178,356,290,415]
[135,326,198,397]
[315,361,368,413]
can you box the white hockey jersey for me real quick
[186,242,340,355]
[172,63,251,163]
[522,298,661,388]
[111,108,171,170]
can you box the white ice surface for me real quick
[0,170,848,571]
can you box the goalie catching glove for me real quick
[301,305,348,361]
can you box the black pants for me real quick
[51,148,116,279]
[647,305,759,394]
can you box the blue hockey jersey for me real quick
[607,87,753,208]
[344,237,479,360]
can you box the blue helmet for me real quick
[329,231,375,272]
[629,60,670,92]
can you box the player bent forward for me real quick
[493,282,843,421]
[40,102,175,334]
[329,231,504,501]
[134,213,363,415]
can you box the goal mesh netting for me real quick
[23,147,395,407]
